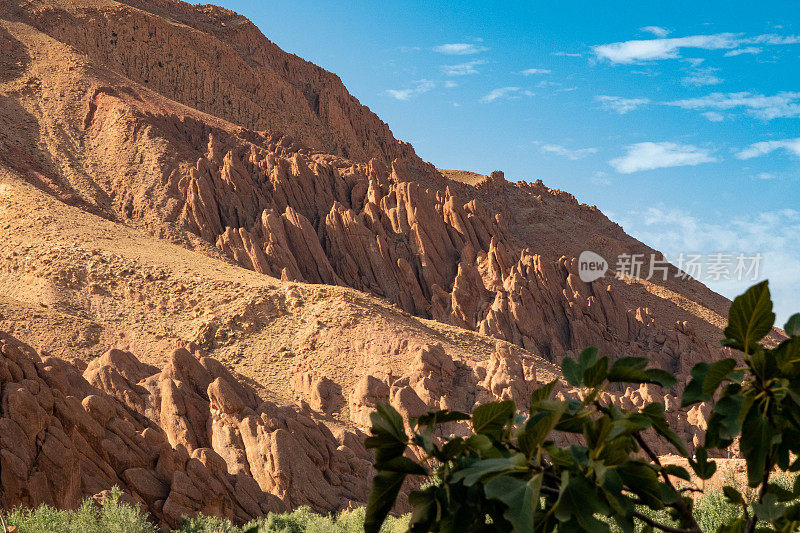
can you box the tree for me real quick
[364,281,800,532]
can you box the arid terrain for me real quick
[0,0,762,527]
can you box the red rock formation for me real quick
[0,331,376,526]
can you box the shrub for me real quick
[364,281,800,532]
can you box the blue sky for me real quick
[210,1,799,324]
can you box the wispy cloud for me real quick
[610,142,718,173]
[702,111,725,122]
[595,95,650,114]
[521,68,551,75]
[441,59,486,76]
[666,92,800,120]
[640,26,670,38]
[541,144,598,160]
[481,86,521,103]
[618,206,800,324]
[593,32,800,64]
[681,67,723,87]
[552,51,582,57]
[735,138,800,159]
[589,171,611,186]
[434,43,489,55]
[386,79,435,101]
[724,46,762,57]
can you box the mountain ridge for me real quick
[0,0,745,525]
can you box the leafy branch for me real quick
[364,281,800,532]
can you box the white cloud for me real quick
[386,79,435,101]
[434,43,489,55]
[444,80,458,88]
[667,92,800,120]
[521,68,551,75]
[593,32,800,64]
[589,171,611,186]
[755,172,777,180]
[552,51,582,57]
[681,68,723,87]
[702,111,725,122]
[724,46,762,57]
[641,26,670,38]
[441,59,486,76]
[540,144,598,160]
[595,95,650,114]
[481,87,521,103]
[617,206,800,324]
[610,142,718,173]
[735,138,800,159]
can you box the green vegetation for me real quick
[7,483,799,532]
[365,281,800,532]
[5,490,409,532]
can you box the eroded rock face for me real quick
[0,0,729,392]
[0,331,373,526]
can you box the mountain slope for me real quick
[0,0,736,524]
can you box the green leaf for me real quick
[662,464,691,481]
[555,472,610,531]
[724,280,775,352]
[753,493,786,522]
[562,347,599,387]
[775,337,800,376]
[616,461,663,508]
[584,356,609,388]
[484,473,542,533]
[689,446,717,480]
[682,362,710,406]
[450,456,524,486]
[407,488,438,531]
[365,470,406,533]
[682,359,740,407]
[642,403,688,456]
[740,407,771,487]
[367,403,408,462]
[786,313,800,337]
[722,485,745,506]
[530,379,559,406]
[705,388,745,448]
[472,400,515,438]
[562,356,583,387]
[519,402,567,456]
[643,368,677,388]
[414,410,471,428]
[703,359,738,395]
[376,456,427,475]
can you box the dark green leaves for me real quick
[740,407,771,487]
[689,446,717,480]
[472,400,515,439]
[682,359,740,406]
[786,313,800,337]
[363,281,799,533]
[724,280,775,353]
[365,471,407,533]
[642,402,688,456]
[484,473,542,532]
[607,357,676,388]
[366,403,408,462]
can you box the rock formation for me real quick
[0,0,747,525]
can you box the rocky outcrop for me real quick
[0,331,374,526]
[17,0,418,165]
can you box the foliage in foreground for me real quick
[365,281,800,532]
